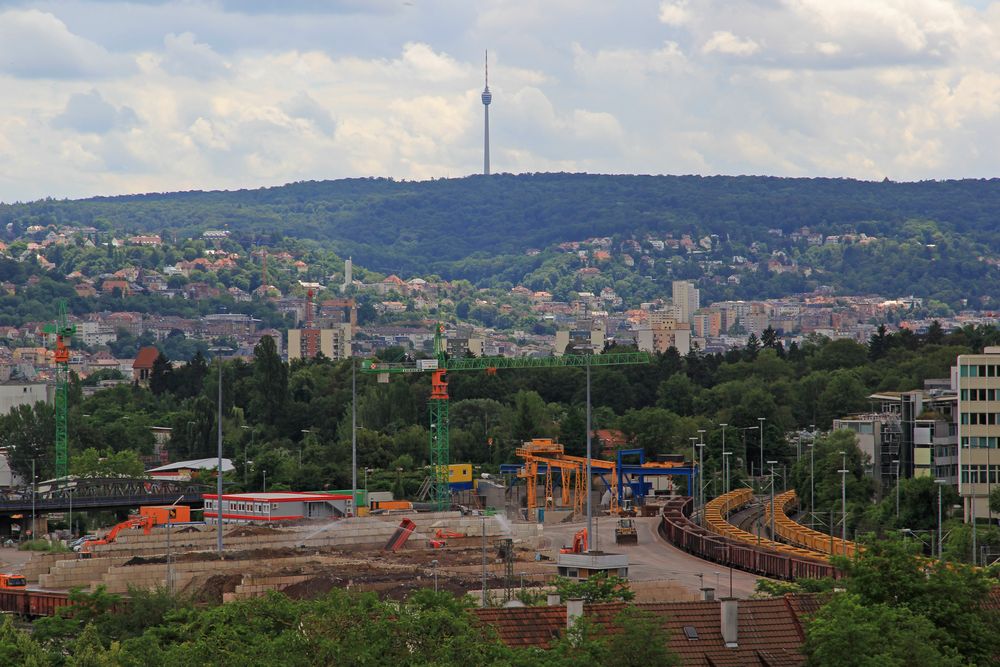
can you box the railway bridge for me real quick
[0,477,207,537]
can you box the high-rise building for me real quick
[482,50,492,176]
[288,324,352,361]
[672,280,700,323]
[956,349,1000,520]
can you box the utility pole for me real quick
[31,459,35,541]
[758,417,765,480]
[352,357,357,515]
[893,459,900,520]
[768,460,778,539]
[719,423,728,493]
[697,429,706,518]
[217,356,224,554]
[586,359,592,545]
[935,479,947,559]
[481,516,488,607]
[838,451,848,556]
[808,442,815,528]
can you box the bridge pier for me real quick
[0,514,13,539]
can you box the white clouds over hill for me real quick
[0,1,999,200]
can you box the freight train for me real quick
[659,495,840,581]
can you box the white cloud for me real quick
[51,90,138,134]
[702,31,761,57]
[658,0,691,26]
[160,33,230,80]
[0,9,132,79]
[1,1,1000,200]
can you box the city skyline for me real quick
[1,2,1000,200]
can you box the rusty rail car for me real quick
[659,495,840,581]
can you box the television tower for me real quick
[482,50,492,175]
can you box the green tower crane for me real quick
[43,300,75,479]
[362,324,650,510]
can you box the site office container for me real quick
[139,505,191,524]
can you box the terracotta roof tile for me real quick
[475,597,812,666]
[133,346,160,370]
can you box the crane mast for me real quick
[362,323,650,510]
[44,300,75,479]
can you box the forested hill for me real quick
[3,173,1000,305]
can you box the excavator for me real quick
[78,515,157,557]
[559,528,588,554]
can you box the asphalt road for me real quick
[545,515,761,599]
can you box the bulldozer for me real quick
[615,518,638,545]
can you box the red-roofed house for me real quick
[476,596,822,665]
[133,346,160,385]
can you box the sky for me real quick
[1,0,1000,201]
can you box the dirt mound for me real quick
[226,526,281,538]
[195,574,243,604]
[281,575,344,600]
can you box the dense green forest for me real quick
[3,174,1000,308]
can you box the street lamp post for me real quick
[758,417,766,478]
[262,469,267,493]
[431,559,439,593]
[67,486,73,540]
[697,429,706,516]
[216,355,223,554]
[585,356,595,550]
[722,451,732,495]
[892,459,900,520]
[690,437,698,511]
[768,460,778,539]
[808,442,815,527]
[719,424,728,492]
[352,358,357,517]
[838,451,848,554]
[31,459,35,542]
[935,479,948,559]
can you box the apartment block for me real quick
[287,324,352,361]
[834,386,956,497]
[671,281,700,323]
[956,348,1000,520]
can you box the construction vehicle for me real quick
[78,515,157,555]
[434,528,465,540]
[0,574,27,589]
[559,528,588,554]
[384,518,417,552]
[615,518,638,545]
[619,499,637,517]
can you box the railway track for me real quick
[660,495,842,581]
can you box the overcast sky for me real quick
[1,0,1000,201]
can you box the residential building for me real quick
[956,348,1000,520]
[834,385,956,496]
[287,324,352,361]
[132,346,160,385]
[148,457,235,481]
[554,319,605,356]
[636,313,691,356]
[447,334,485,358]
[0,383,49,415]
[671,280,700,323]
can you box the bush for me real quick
[18,539,69,553]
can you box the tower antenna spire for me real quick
[481,49,492,176]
